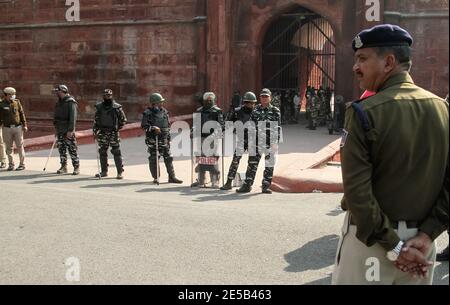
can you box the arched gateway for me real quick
[262,6,335,99]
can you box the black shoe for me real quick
[436,246,449,262]
[220,180,233,191]
[262,188,273,194]
[72,167,80,176]
[57,166,68,174]
[95,172,108,178]
[191,181,205,188]
[7,164,14,171]
[0,162,6,169]
[168,177,183,184]
[236,184,252,193]
[153,179,160,185]
[16,164,25,171]
[116,172,124,180]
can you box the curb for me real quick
[271,138,342,193]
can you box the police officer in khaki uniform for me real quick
[0,87,28,171]
[332,25,449,285]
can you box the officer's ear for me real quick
[383,53,397,74]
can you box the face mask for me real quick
[11,95,16,100]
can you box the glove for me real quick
[153,127,162,135]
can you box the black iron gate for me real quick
[262,7,336,92]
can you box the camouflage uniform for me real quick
[242,103,281,191]
[317,87,327,126]
[53,94,80,171]
[221,92,257,190]
[307,91,320,130]
[191,93,224,188]
[93,98,127,177]
[142,106,180,183]
[225,106,253,181]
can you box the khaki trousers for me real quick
[332,212,436,285]
[0,126,6,163]
[2,126,25,166]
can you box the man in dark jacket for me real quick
[93,89,127,179]
[141,93,183,185]
[53,84,80,175]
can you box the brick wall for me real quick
[0,0,448,132]
[0,0,200,123]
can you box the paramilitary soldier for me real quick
[237,88,281,194]
[332,24,449,285]
[53,84,80,175]
[141,93,183,185]
[220,91,257,191]
[191,92,224,188]
[306,88,320,130]
[93,89,127,179]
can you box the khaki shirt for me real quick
[0,98,27,128]
[341,72,449,251]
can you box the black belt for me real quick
[349,215,419,229]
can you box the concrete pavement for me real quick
[23,124,342,191]
[0,171,447,285]
[1,123,448,285]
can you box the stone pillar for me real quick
[206,0,232,110]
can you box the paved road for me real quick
[0,171,448,285]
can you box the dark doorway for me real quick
[262,7,336,94]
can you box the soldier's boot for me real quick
[210,173,220,189]
[191,171,206,188]
[166,161,183,184]
[113,154,124,180]
[7,164,15,171]
[220,179,233,191]
[57,164,68,174]
[236,183,252,193]
[72,166,80,176]
[95,156,108,178]
[261,182,273,194]
[148,159,160,185]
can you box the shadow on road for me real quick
[0,172,59,180]
[433,262,449,285]
[136,185,260,202]
[327,206,345,217]
[284,234,339,273]
[304,275,332,285]
[81,181,152,188]
[29,177,94,184]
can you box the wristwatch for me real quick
[387,241,405,262]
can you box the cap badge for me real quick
[355,35,363,49]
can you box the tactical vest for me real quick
[236,107,252,124]
[150,109,170,129]
[99,107,117,129]
[96,101,122,130]
[200,107,221,137]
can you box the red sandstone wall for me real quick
[384,0,449,98]
[0,0,448,130]
[0,0,200,123]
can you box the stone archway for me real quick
[261,5,336,101]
